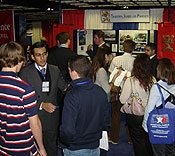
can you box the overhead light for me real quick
[123,6,128,9]
[47,7,54,11]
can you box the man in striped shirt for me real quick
[0,42,47,156]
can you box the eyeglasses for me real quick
[34,52,48,58]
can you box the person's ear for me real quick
[152,49,156,54]
[31,54,35,61]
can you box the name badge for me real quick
[42,81,49,92]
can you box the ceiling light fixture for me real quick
[123,6,128,9]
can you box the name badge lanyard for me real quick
[75,81,90,86]
[37,65,49,92]
[37,65,46,80]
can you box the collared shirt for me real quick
[34,63,47,74]
[98,42,105,47]
[60,44,68,48]
[150,54,156,60]
[109,52,135,73]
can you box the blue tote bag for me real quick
[147,84,175,144]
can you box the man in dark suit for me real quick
[145,43,159,78]
[86,30,109,60]
[19,42,67,156]
[48,32,77,83]
[48,34,60,54]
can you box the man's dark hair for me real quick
[31,42,47,55]
[56,34,60,42]
[94,30,105,40]
[68,55,91,78]
[146,43,157,53]
[56,32,70,44]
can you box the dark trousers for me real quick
[43,131,58,156]
[100,149,107,156]
[109,86,131,143]
[126,114,153,156]
[109,99,121,142]
[152,144,175,156]
[109,87,121,143]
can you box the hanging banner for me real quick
[101,10,150,23]
[157,22,175,64]
[0,11,15,46]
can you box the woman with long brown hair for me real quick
[90,46,114,100]
[120,53,156,156]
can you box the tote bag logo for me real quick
[147,84,175,144]
[151,114,169,125]
[150,114,170,137]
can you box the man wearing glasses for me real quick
[19,42,68,156]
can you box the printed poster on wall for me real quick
[157,22,175,64]
[119,30,148,53]
[0,11,15,46]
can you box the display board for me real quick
[77,29,93,56]
[76,29,151,56]
[119,30,148,53]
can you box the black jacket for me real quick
[48,46,77,83]
[60,78,110,150]
[86,43,109,60]
[149,55,159,78]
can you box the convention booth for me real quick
[1,8,175,63]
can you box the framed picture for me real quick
[103,30,116,43]
[112,43,118,52]
[119,30,148,53]
[79,30,86,46]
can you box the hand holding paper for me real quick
[109,67,131,87]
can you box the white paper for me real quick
[99,131,109,151]
[109,68,131,87]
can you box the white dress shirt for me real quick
[109,52,135,73]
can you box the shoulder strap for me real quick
[156,83,166,107]
[130,77,137,94]
[130,78,133,93]
[158,84,175,96]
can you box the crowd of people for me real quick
[0,30,175,156]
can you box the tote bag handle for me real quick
[156,83,166,108]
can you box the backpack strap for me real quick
[158,84,175,97]
[156,83,166,108]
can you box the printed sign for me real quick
[0,11,15,45]
[101,10,150,23]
